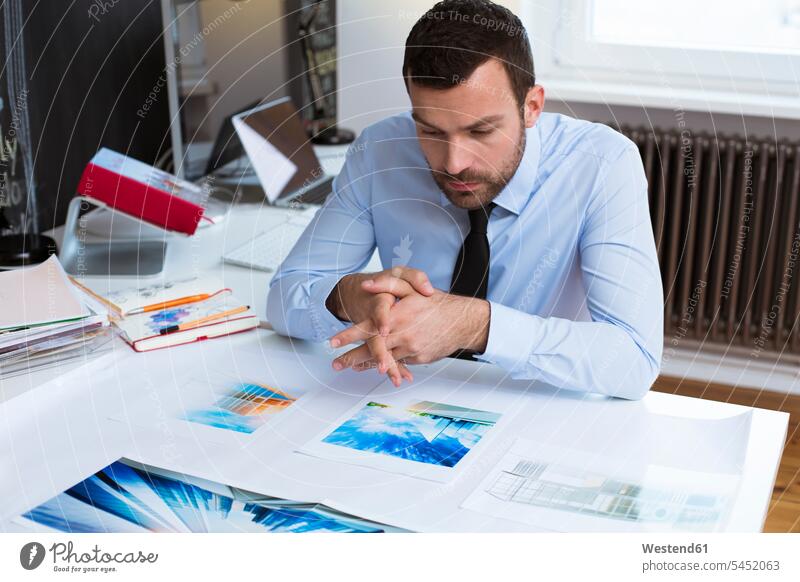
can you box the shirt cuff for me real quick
[475,301,544,377]
[309,274,351,341]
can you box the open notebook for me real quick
[114,290,257,352]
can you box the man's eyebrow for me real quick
[464,115,503,130]
[411,111,442,131]
[411,111,504,132]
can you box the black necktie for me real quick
[449,202,495,359]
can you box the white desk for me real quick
[0,190,790,533]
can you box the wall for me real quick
[195,0,289,143]
[336,0,522,135]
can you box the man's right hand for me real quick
[325,267,435,385]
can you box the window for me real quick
[591,0,800,56]
[527,0,800,117]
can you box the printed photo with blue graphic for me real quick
[12,460,402,533]
[322,400,501,468]
[181,380,304,434]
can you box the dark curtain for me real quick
[1,0,171,233]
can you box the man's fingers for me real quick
[361,276,414,299]
[351,353,415,386]
[384,358,403,387]
[373,295,393,336]
[393,266,435,296]
[332,344,373,371]
[329,320,376,348]
[363,267,435,297]
[397,359,414,382]
[366,335,400,385]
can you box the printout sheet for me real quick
[462,438,742,532]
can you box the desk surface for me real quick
[0,177,790,532]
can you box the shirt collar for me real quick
[438,123,541,216]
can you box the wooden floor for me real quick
[653,375,800,532]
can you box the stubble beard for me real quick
[431,124,526,210]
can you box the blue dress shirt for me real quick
[267,112,664,400]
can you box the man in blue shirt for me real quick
[267,0,663,400]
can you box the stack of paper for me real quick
[0,256,112,378]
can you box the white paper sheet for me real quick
[297,375,527,483]
[461,438,742,532]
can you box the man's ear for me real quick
[523,85,545,128]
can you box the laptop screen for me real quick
[235,97,324,200]
[204,99,262,177]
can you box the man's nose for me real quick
[443,139,473,176]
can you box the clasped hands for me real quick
[325,267,490,386]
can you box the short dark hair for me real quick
[403,0,535,109]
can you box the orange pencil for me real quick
[158,305,249,335]
[127,294,213,316]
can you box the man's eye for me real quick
[471,129,493,136]
[421,129,442,136]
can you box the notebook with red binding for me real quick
[113,291,258,353]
